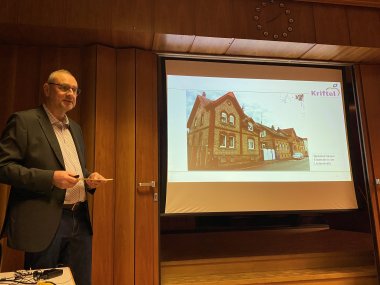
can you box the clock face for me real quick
[253,0,294,40]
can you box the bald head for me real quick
[47,69,75,84]
[43,70,79,120]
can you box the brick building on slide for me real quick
[187,92,308,170]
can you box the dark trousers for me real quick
[24,203,92,285]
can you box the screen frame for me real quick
[158,56,369,217]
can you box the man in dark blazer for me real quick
[0,69,106,285]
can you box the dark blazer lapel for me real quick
[36,107,65,169]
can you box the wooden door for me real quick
[135,50,159,285]
[114,47,160,285]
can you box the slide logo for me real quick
[311,84,340,97]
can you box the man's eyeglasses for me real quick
[48,82,81,95]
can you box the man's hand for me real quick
[53,171,79,189]
[85,172,107,188]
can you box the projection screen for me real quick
[163,59,358,214]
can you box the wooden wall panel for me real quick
[0,45,91,272]
[91,46,117,285]
[356,64,380,271]
[312,4,350,45]
[114,49,136,285]
[17,1,65,27]
[66,1,111,31]
[0,45,22,272]
[39,48,63,97]
[135,50,158,285]
[0,1,17,23]
[12,47,41,112]
[194,0,235,38]
[285,1,316,43]
[346,7,380,48]
[0,48,42,267]
[359,65,380,189]
[230,0,259,39]
[154,0,195,35]
[67,1,114,46]
[112,0,153,33]
[0,0,380,54]
[0,45,17,129]
[112,31,154,50]
[111,0,155,47]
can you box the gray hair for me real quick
[47,69,75,83]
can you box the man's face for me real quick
[43,72,79,116]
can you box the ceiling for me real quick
[1,0,380,64]
[153,34,380,64]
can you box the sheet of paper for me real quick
[78,178,113,182]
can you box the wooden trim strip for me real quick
[295,0,380,8]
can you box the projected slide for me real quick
[163,60,358,214]
[168,76,350,182]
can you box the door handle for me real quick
[138,181,156,188]
[137,181,157,202]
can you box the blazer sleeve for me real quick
[0,113,55,195]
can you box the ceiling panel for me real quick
[332,46,380,63]
[301,44,353,61]
[153,34,194,53]
[226,39,315,59]
[190,37,234,55]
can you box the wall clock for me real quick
[253,0,294,40]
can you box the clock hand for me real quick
[266,13,282,23]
